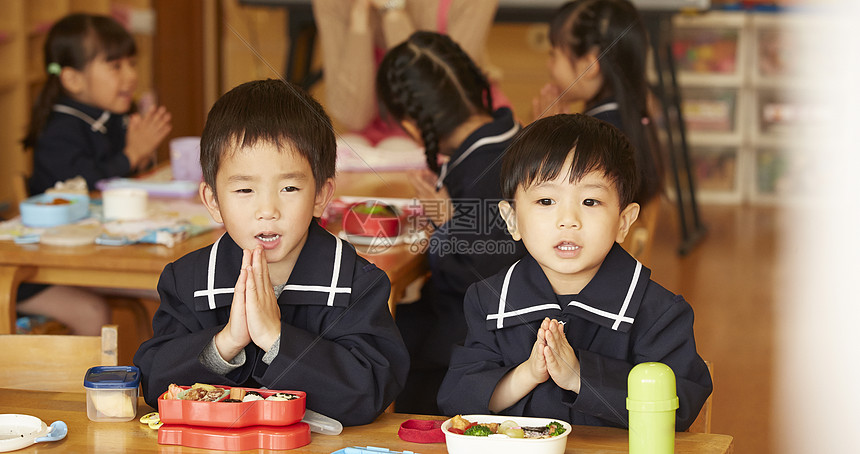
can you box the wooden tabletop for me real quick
[0,171,426,333]
[0,389,733,453]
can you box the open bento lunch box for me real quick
[19,193,90,227]
[156,385,311,451]
[441,414,572,454]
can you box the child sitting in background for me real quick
[134,79,409,426]
[437,114,711,430]
[24,13,172,195]
[376,31,525,414]
[16,13,172,336]
[533,0,663,206]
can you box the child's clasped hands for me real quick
[215,246,281,361]
[525,318,581,393]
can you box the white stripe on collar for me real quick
[566,260,641,331]
[194,235,230,309]
[283,235,351,305]
[486,260,563,329]
[53,105,110,134]
[584,102,619,117]
[193,233,352,309]
[436,122,521,190]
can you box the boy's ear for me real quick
[59,67,85,95]
[199,182,224,224]
[498,200,521,241]
[615,202,641,243]
[313,178,336,218]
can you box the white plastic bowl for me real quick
[442,414,572,454]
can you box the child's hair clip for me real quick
[47,62,62,75]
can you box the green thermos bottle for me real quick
[626,362,679,453]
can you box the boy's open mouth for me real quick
[556,241,580,252]
[255,233,281,243]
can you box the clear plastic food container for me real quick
[83,366,140,422]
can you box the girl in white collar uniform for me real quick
[24,13,171,195]
[376,31,525,414]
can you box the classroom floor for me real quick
[648,200,775,454]
[114,200,775,453]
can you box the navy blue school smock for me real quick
[133,222,409,426]
[29,97,131,195]
[437,243,712,431]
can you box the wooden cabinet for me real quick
[0,0,152,217]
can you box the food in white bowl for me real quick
[442,414,572,454]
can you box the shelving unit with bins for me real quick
[0,1,152,216]
[671,9,818,204]
[748,12,823,203]
[672,10,750,204]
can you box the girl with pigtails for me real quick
[24,13,172,196]
[376,30,525,415]
[533,0,664,207]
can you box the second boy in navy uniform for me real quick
[437,114,712,430]
[134,80,409,426]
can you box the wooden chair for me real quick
[12,146,32,208]
[686,360,714,434]
[0,324,118,392]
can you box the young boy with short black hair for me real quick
[134,79,409,426]
[437,114,711,430]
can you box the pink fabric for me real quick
[437,0,452,33]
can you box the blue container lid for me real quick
[84,366,140,389]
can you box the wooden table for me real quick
[0,389,733,453]
[0,171,426,333]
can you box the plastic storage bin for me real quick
[681,87,737,133]
[83,366,140,422]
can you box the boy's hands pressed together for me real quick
[489,318,553,412]
[215,249,253,361]
[244,247,282,351]
[124,105,172,170]
[543,319,581,393]
[525,318,551,384]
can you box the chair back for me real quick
[0,325,118,392]
[12,146,33,207]
[686,360,714,433]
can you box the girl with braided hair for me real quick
[376,30,525,414]
[533,0,664,207]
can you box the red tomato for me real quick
[449,428,464,435]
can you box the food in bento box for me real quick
[163,383,229,402]
[242,391,264,402]
[266,392,300,401]
[229,387,246,401]
[448,415,566,439]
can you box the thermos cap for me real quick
[627,362,679,411]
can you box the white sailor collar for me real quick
[52,97,116,134]
[482,243,650,333]
[192,222,355,312]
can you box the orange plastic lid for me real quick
[158,422,311,451]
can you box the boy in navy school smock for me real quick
[133,80,409,426]
[437,114,712,430]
